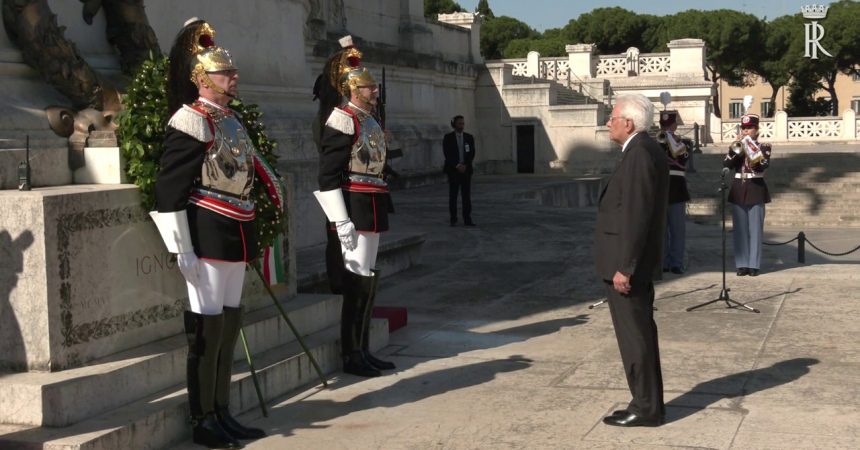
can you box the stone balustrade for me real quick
[714,110,858,143]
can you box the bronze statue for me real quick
[2,0,160,168]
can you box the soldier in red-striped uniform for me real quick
[314,36,397,378]
[150,19,269,449]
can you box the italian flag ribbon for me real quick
[253,155,287,285]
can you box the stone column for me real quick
[843,109,857,139]
[399,0,433,54]
[526,51,541,78]
[565,44,596,79]
[775,110,788,141]
[667,39,707,78]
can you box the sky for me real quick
[457,0,804,31]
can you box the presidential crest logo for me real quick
[802,4,832,59]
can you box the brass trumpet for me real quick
[730,136,763,163]
[729,139,744,155]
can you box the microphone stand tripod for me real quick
[687,169,759,313]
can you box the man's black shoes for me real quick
[737,267,750,276]
[603,411,664,427]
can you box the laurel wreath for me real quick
[115,55,287,250]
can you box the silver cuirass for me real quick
[200,108,255,199]
[349,108,386,177]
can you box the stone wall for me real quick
[0,0,483,247]
[0,0,481,372]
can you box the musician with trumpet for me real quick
[657,111,690,274]
[724,114,772,277]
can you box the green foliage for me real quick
[503,36,566,58]
[481,16,539,60]
[424,0,464,18]
[787,0,860,114]
[786,70,834,117]
[562,7,657,54]
[228,99,288,250]
[116,55,287,250]
[475,0,494,19]
[754,14,804,116]
[116,54,169,210]
[663,10,765,86]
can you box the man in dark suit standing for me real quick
[442,115,476,226]
[594,93,669,427]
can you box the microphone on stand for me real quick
[718,167,731,192]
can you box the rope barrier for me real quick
[763,236,800,246]
[761,231,860,263]
[805,239,860,257]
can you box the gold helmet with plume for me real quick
[328,35,376,98]
[188,21,236,90]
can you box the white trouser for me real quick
[186,259,246,315]
[342,232,380,276]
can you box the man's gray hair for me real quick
[615,94,655,132]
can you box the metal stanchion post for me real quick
[798,231,806,264]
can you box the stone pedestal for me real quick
[566,44,597,79]
[668,39,707,78]
[72,147,126,184]
[0,184,295,372]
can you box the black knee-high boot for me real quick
[185,311,242,449]
[361,270,395,370]
[215,306,266,441]
[341,270,381,377]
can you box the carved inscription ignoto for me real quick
[57,207,185,348]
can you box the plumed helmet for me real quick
[328,35,376,98]
[167,18,236,114]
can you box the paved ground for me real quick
[177,174,860,449]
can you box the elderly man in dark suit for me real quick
[594,93,669,427]
[442,115,476,226]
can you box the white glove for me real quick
[177,251,200,285]
[335,219,358,251]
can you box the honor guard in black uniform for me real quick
[314,36,396,378]
[150,19,270,449]
[724,113,771,276]
[657,111,691,274]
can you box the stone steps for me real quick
[0,319,389,450]
[0,297,390,450]
[0,293,342,428]
[297,232,426,293]
[682,150,860,228]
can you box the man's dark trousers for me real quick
[605,280,664,418]
[448,171,471,223]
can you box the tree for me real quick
[787,0,860,114]
[753,14,804,116]
[561,7,653,54]
[503,36,566,58]
[662,10,765,117]
[476,0,494,19]
[424,0,464,18]
[480,16,538,60]
[785,69,834,116]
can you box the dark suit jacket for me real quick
[442,131,476,175]
[594,133,669,285]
